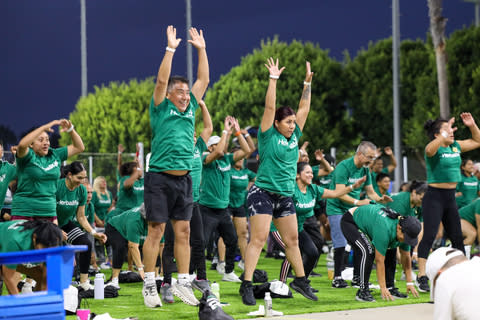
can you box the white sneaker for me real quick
[171,282,199,306]
[99,262,111,270]
[222,271,241,283]
[189,273,197,281]
[216,262,226,275]
[238,260,245,271]
[143,281,162,308]
[21,281,34,294]
[78,280,94,291]
[106,280,120,290]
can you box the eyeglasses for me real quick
[362,153,377,161]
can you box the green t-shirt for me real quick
[92,190,112,221]
[109,206,148,245]
[0,220,35,269]
[326,157,372,216]
[293,184,324,232]
[12,147,68,217]
[199,153,235,209]
[456,174,480,208]
[191,137,208,202]
[229,167,256,208]
[0,161,17,206]
[148,94,199,172]
[255,124,302,196]
[425,141,462,184]
[116,176,144,212]
[56,179,87,228]
[353,204,400,256]
[459,198,480,228]
[371,167,389,197]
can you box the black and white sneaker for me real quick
[351,276,360,288]
[389,287,408,299]
[355,288,375,302]
[331,278,349,288]
[289,277,318,301]
[239,281,256,306]
[415,275,430,293]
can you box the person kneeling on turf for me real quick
[340,204,421,302]
[0,220,63,294]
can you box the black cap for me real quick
[399,216,421,247]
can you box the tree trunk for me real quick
[428,0,450,119]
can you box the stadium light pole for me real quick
[80,0,87,97]
[392,0,403,189]
[464,0,480,26]
[186,0,193,87]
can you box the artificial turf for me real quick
[65,253,430,320]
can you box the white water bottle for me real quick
[94,273,104,299]
[211,281,220,302]
[264,292,272,316]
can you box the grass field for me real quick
[65,253,430,320]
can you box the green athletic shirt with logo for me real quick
[199,153,235,209]
[92,190,112,221]
[456,174,480,208]
[425,141,461,183]
[12,147,68,217]
[106,176,144,224]
[0,220,35,269]
[386,191,420,251]
[109,206,148,245]
[229,167,256,209]
[293,184,325,232]
[326,157,372,216]
[353,204,400,256]
[371,167,389,197]
[191,137,208,202]
[0,161,16,207]
[148,93,199,172]
[459,198,480,228]
[255,124,302,196]
[56,179,87,228]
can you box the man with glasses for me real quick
[326,141,392,288]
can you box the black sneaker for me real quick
[351,277,360,288]
[289,277,318,301]
[415,275,430,293]
[355,288,375,302]
[239,281,256,306]
[389,287,408,299]
[309,271,322,277]
[332,278,349,288]
[306,279,319,293]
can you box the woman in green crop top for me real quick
[416,113,480,293]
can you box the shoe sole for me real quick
[355,296,375,302]
[171,286,199,306]
[289,282,318,301]
[143,295,162,308]
[415,283,430,293]
[191,282,208,293]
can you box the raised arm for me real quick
[189,28,210,101]
[117,144,125,173]
[16,120,61,158]
[425,117,455,157]
[315,149,334,176]
[383,146,397,173]
[198,100,213,143]
[123,166,143,189]
[296,61,313,131]
[204,117,233,165]
[62,119,85,157]
[232,118,251,162]
[153,25,182,106]
[241,128,256,158]
[457,112,480,152]
[261,58,285,132]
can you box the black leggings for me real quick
[340,213,374,290]
[418,186,465,259]
[271,229,319,282]
[105,224,128,269]
[62,221,92,274]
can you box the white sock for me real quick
[144,272,155,284]
[178,273,189,284]
[465,245,472,259]
[112,277,119,284]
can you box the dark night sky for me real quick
[1,0,474,139]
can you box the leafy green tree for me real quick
[204,38,358,157]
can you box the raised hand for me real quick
[314,149,325,161]
[384,146,393,156]
[166,25,182,49]
[118,144,125,153]
[232,117,241,132]
[58,119,72,133]
[265,57,285,78]
[304,61,313,82]
[188,27,206,49]
[461,112,476,127]
[224,116,234,132]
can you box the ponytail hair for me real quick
[61,161,86,178]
